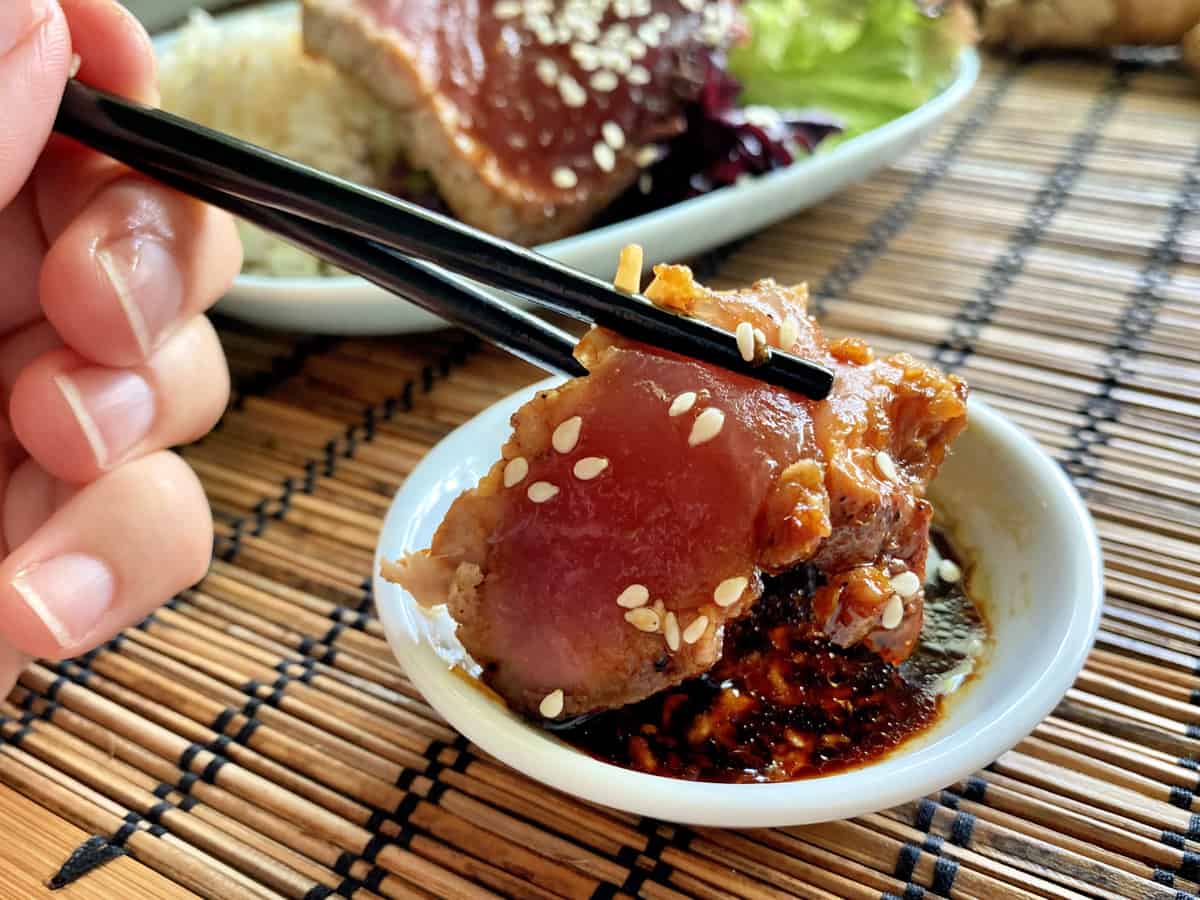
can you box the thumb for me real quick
[0,0,71,208]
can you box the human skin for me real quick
[0,0,242,692]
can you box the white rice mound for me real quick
[158,9,403,277]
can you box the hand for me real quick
[0,0,242,695]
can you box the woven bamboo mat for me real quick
[2,52,1199,899]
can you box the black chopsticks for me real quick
[54,79,834,400]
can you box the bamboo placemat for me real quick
[3,53,1199,899]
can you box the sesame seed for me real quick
[593,142,616,172]
[617,584,650,608]
[590,70,618,91]
[551,166,578,189]
[753,327,767,350]
[552,416,583,453]
[688,408,725,447]
[558,75,587,108]
[682,615,709,645]
[628,65,650,85]
[635,145,658,167]
[938,558,963,583]
[625,607,660,632]
[890,571,922,599]
[679,0,702,11]
[503,456,529,488]
[875,450,899,483]
[650,12,670,30]
[637,23,660,46]
[539,689,565,718]
[69,54,82,78]
[536,58,558,87]
[627,38,647,59]
[602,121,625,150]
[652,598,665,618]
[638,173,653,194]
[780,315,799,349]
[713,576,748,608]
[668,391,697,417]
[613,243,642,293]
[494,0,522,18]
[527,481,559,503]
[664,612,680,651]
[735,321,755,362]
[880,594,904,630]
[574,456,609,480]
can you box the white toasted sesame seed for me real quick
[668,391,697,417]
[713,576,748,608]
[637,23,660,46]
[938,558,963,583]
[753,327,767,351]
[527,481,560,503]
[551,166,578,189]
[628,65,650,85]
[593,142,616,172]
[735,321,755,362]
[617,584,650,608]
[650,12,670,30]
[664,612,680,651]
[635,145,658,167]
[503,456,529,488]
[890,571,922,599]
[638,173,653,194]
[682,615,709,645]
[494,0,522,18]
[627,38,647,59]
[558,75,587,107]
[652,598,665,618]
[552,416,583,453]
[780,315,799,350]
[536,58,558,86]
[631,0,651,15]
[539,689,565,718]
[679,0,702,11]
[602,121,625,150]
[875,450,899,483]
[625,607,660,632]
[880,594,905,630]
[69,54,82,78]
[688,408,725,447]
[574,456,609,480]
[590,70,619,91]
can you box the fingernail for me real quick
[10,554,115,650]
[96,237,184,357]
[55,370,155,470]
[0,0,49,58]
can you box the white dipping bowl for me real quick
[374,380,1102,827]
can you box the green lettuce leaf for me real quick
[728,0,966,142]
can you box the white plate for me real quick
[374,381,1103,826]
[154,4,980,335]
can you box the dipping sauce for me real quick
[550,531,986,782]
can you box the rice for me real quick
[158,9,403,277]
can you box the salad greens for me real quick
[729,0,968,142]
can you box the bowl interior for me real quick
[374,383,1101,826]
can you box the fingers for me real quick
[39,176,242,367]
[34,0,160,240]
[0,0,70,209]
[8,316,230,483]
[0,648,31,700]
[0,451,212,659]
